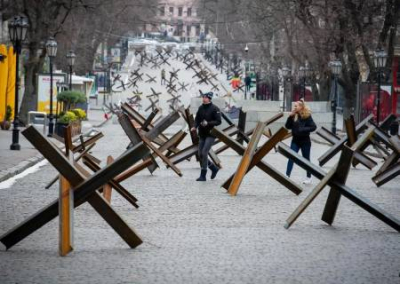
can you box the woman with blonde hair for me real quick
[285,99,317,184]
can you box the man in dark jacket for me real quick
[191,92,222,181]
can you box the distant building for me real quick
[146,0,207,42]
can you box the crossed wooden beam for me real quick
[278,124,400,233]
[178,82,189,92]
[369,123,400,187]
[145,74,157,83]
[316,114,375,167]
[211,113,302,196]
[169,69,180,81]
[0,126,149,255]
[45,127,104,189]
[118,113,183,177]
[121,103,183,155]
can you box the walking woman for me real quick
[191,92,221,181]
[285,99,317,184]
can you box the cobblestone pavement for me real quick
[0,110,400,284]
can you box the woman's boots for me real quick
[196,169,207,181]
[208,164,219,180]
[196,164,220,182]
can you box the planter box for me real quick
[55,120,82,138]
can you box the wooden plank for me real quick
[103,156,114,203]
[142,108,159,131]
[321,146,354,225]
[59,173,73,256]
[146,111,180,141]
[237,109,247,145]
[372,162,400,187]
[71,132,104,153]
[185,108,200,145]
[228,122,266,196]
[64,126,73,156]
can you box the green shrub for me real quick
[5,105,12,121]
[71,108,86,120]
[57,91,86,112]
[58,111,77,124]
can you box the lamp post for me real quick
[227,53,233,80]
[66,50,76,90]
[329,59,342,135]
[8,15,29,150]
[46,37,58,137]
[282,66,292,112]
[298,66,306,99]
[215,42,219,67]
[219,44,224,73]
[374,49,387,125]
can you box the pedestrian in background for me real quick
[245,73,252,92]
[161,69,166,85]
[285,99,317,184]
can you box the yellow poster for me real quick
[37,74,66,113]
[0,44,8,121]
[7,46,16,116]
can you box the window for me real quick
[169,7,174,15]
[159,6,165,16]
[187,7,192,17]
[178,7,183,16]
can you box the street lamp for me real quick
[66,50,76,90]
[298,66,306,99]
[282,66,292,112]
[8,15,29,151]
[329,59,342,135]
[374,49,387,125]
[244,44,249,53]
[46,37,58,137]
[227,53,233,80]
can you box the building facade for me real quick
[148,0,206,42]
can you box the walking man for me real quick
[191,92,221,181]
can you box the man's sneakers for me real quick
[302,178,312,185]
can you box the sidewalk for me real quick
[0,110,106,183]
[0,127,43,183]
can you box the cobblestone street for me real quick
[0,110,400,284]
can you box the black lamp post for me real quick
[8,15,29,151]
[66,50,76,90]
[215,42,219,67]
[219,44,224,73]
[298,66,307,99]
[282,66,292,112]
[46,37,58,137]
[227,53,233,80]
[374,49,387,125]
[329,59,342,135]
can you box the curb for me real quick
[0,154,44,183]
